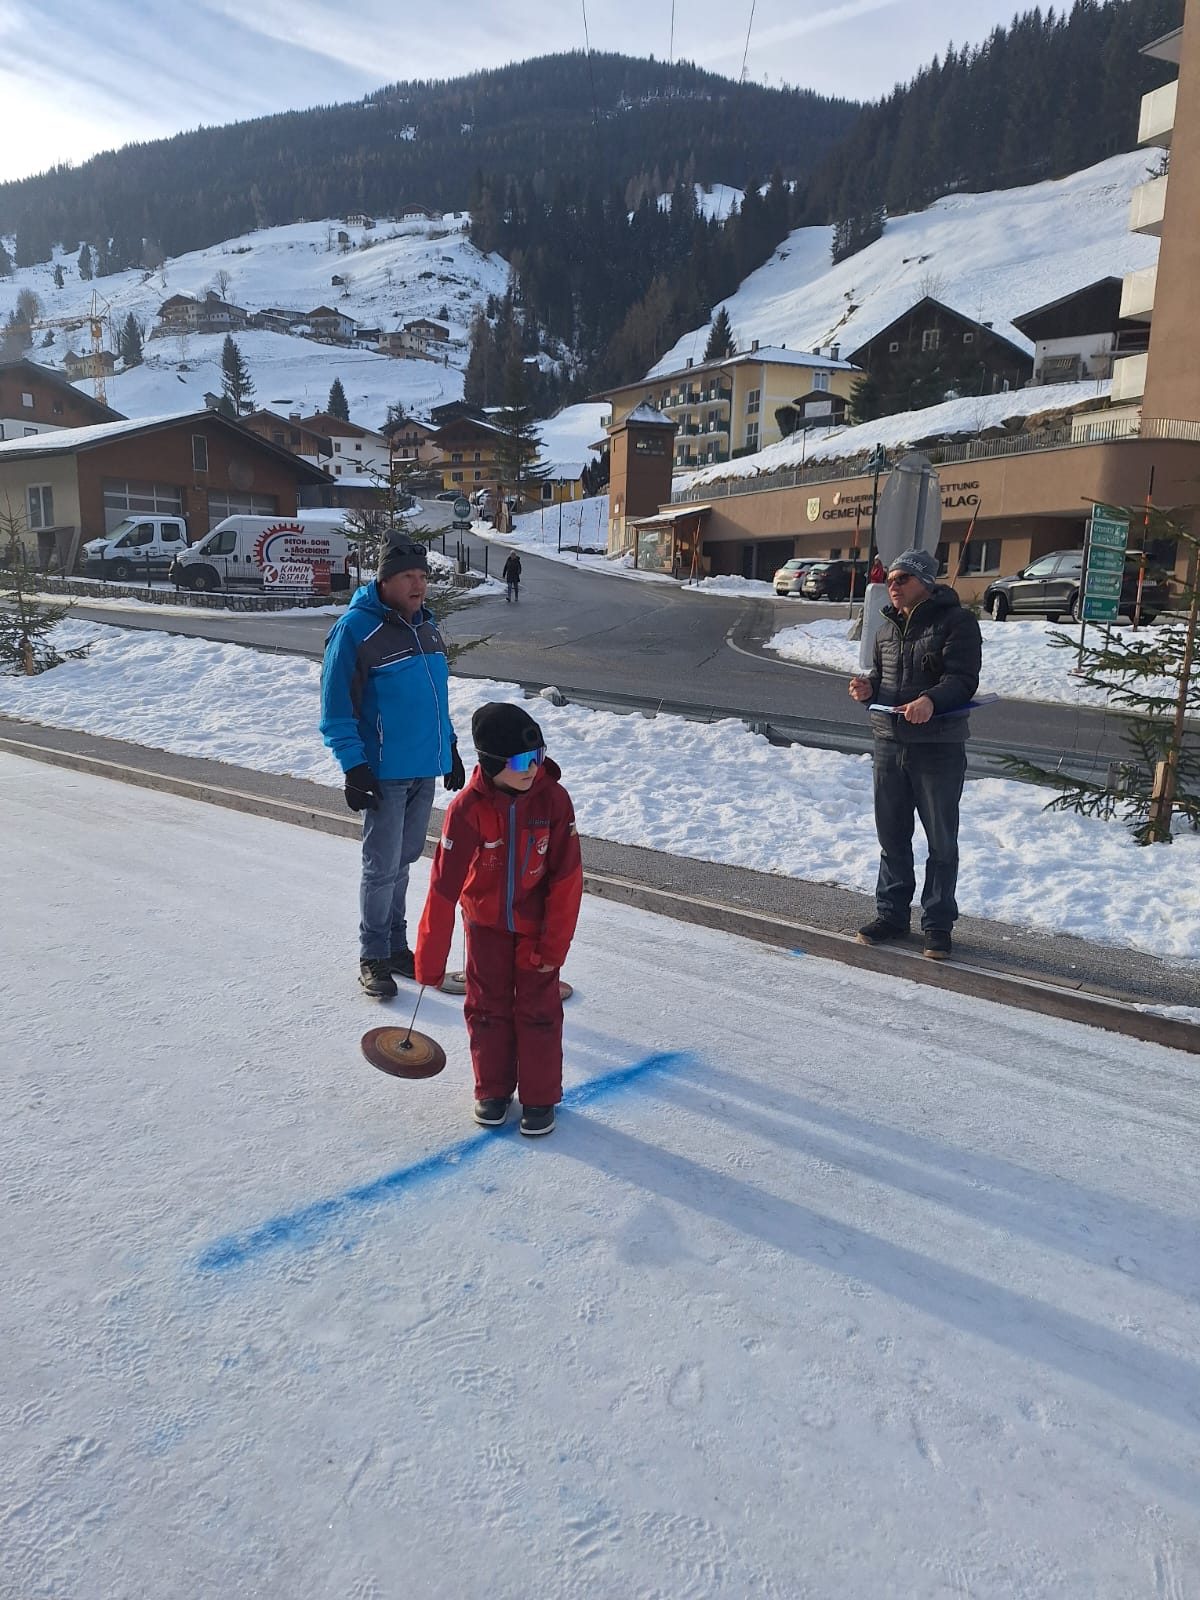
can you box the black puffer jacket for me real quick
[866,585,982,744]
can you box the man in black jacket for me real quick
[849,546,982,960]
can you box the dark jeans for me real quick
[505,579,520,602]
[872,741,967,933]
[359,776,436,959]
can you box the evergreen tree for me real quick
[1002,510,1199,844]
[119,313,144,368]
[326,377,350,421]
[220,335,255,415]
[77,243,93,280]
[0,240,11,278]
[493,353,549,513]
[53,263,64,290]
[0,507,88,675]
[703,307,735,361]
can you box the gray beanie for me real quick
[887,547,939,586]
[377,538,428,582]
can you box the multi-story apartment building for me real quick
[598,344,860,472]
[1113,25,1181,413]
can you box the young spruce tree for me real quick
[220,335,255,415]
[0,506,88,676]
[327,377,350,421]
[1002,510,1199,844]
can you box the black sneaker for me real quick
[359,958,398,1000]
[473,1096,513,1127]
[519,1105,555,1137]
[923,929,952,961]
[856,918,909,946]
[388,947,416,979]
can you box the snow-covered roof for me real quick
[0,411,198,454]
[0,409,332,481]
[623,402,673,427]
[677,380,1114,492]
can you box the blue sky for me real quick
[0,0,1029,184]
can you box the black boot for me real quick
[359,958,398,999]
[473,1096,513,1127]
[388,947,416,979]
[856,917,909,946]
[519,1105,555,1137]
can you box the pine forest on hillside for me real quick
[0,54,858,269]
[807,0,1183,222]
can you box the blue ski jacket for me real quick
[320,581,455,780]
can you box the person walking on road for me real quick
[502,551,523,603]
[320,537,466,1000]
[415,703,583,1138]
[848,546,981,961]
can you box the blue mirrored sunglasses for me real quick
[504,746,545,773]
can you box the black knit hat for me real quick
[471,702,545,777]
[377,538,429,582]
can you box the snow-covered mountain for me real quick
[0,215,510,430]
[653,151,1160,376]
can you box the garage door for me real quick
[102,478,184,533]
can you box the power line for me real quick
[580,0,599,126]
[739,0,758,85]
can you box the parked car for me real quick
[84,515,188,581]
[983,549,1170,623]
[434,490,461,502]
[801,558,870,601]
[772,557,821,597]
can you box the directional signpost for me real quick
[1082,504,1130,622]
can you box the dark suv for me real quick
[801,559,870,601]
[983,550,1170,623]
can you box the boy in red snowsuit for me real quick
[414,702,583,1137]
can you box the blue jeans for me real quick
[359,777,436,960]
[872,742,967,933]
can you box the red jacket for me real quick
[415,759,583,983]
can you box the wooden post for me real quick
[1146,543,1200,843]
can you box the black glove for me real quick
[444,743,466,792]
[344,762,382,812]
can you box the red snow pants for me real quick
[463,921,564,1106]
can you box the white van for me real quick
[84,516,188,580]
[169,514,356,594]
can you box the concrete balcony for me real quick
[1120,264,1158,323]
[1138,79,1177,148]
[1129,175,1168,237]
[1110,352,1148,405]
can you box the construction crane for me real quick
[31,290,114,406]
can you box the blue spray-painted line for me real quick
[196,1051,694,1275]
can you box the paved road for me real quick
[60,541,1149,772]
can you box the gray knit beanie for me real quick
[887,547,939,586]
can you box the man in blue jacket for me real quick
[321,538,466,998]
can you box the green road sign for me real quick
[1089,505,1130,552]
[1082,595,1119,621]
[1085,569,1122,598]
[1088,545,1126,573]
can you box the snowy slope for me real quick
[654,151,1160,376]
[0,215,510,430]
[3,755,1198,1599]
